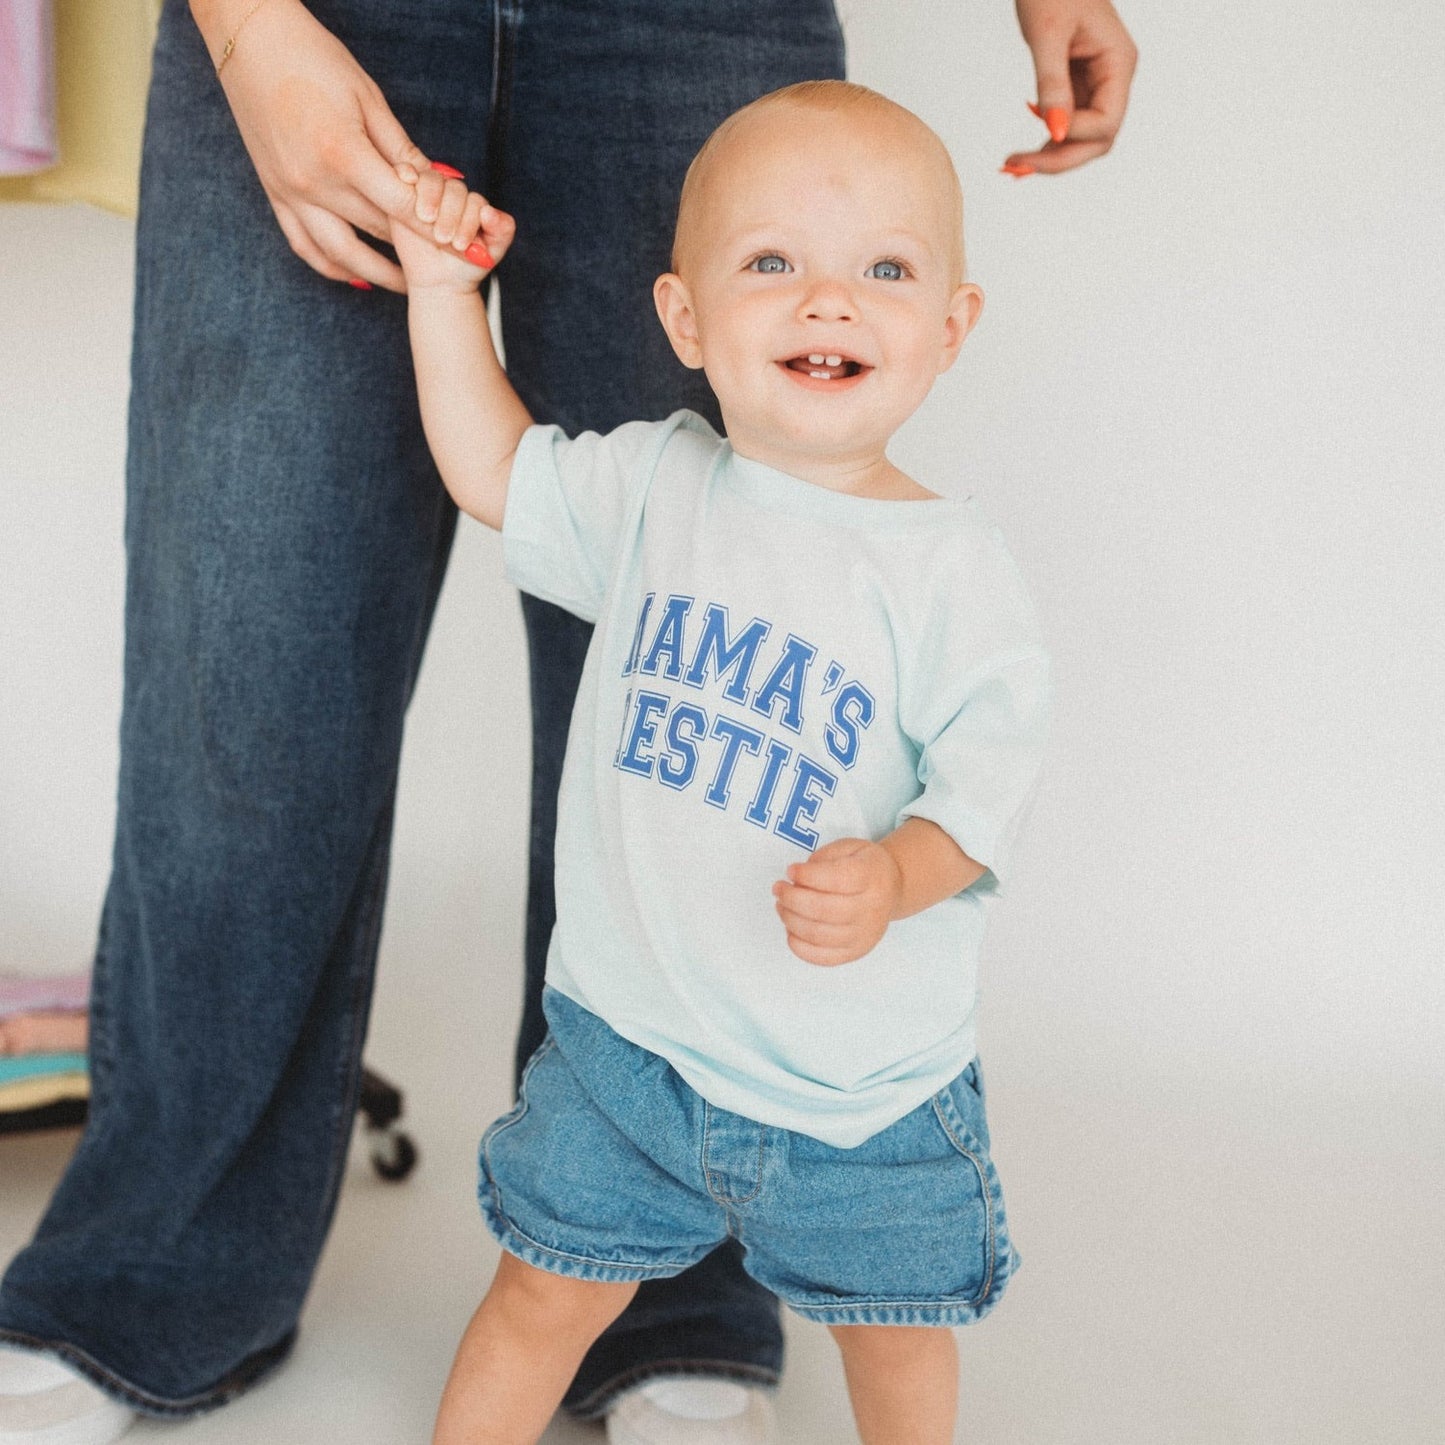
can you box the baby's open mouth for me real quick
[782,353,867,381]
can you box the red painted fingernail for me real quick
[430,162,464,180]
[348,278,374,290]
[463,239,495,269]
[1027,101,1043,120]
[1045,106,1069,144]
[1000,162,1035,178]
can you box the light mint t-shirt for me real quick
[503,410,1050,1148]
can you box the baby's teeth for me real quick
[808,354,826,365]
[809,370,829,379]
[825,355,842,367]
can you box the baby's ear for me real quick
[938,282,985,373]
[653,273,704,369]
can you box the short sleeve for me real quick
[896,526,1052,888]
[502,418,662,623]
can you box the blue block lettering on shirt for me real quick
[622,592,655,677]
[613,687,634,768]
[750,634,816,734]
[706,714,764,809]
[639,594,694,680]
[824,681,876,770]
[617,690,669,778]
[658,703,708,791]
[683,605,771,704]
[745,738,793,829]
[776,755,838,850]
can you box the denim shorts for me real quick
[478,988,1019,1327]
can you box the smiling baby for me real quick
[392,81,1050,1445]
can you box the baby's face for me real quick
[655,104,981,478]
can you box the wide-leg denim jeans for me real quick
[0,0,843,1417]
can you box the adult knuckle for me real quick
[280,153,317,193]
[314,131,352,178]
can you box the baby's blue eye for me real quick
[868,260,906,281]
[750,254,791,274]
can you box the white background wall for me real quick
[3,2,1443,1440]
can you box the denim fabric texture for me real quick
[0,0,844,1419]
[481,990,1019,1328]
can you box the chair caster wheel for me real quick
[368,1125,418,1182]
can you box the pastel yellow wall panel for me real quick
[0,1,162,216]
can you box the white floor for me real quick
[4,193,1444,1443]
[6,1068,1444,1444]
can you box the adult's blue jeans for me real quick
[0,0,843,1417]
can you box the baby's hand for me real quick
[772,838,903,967]
[391,162,516,293]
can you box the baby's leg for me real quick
[827,1324,959,1445]
[433,1251,638,1445]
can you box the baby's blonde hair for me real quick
[671,80,966,283]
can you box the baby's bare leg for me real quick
[433,1251,639,1445]
[827,1324,959,1445]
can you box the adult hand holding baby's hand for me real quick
[197,0,438,291]
[772,838,903,967]
[391,166,516,293]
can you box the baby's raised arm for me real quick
[392,165,531,531]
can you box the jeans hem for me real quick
[482,1202,711,1284]
[781,1298,994,1327]
[778,1247,1020,1328]
[563,1360,780,1422]
[0,1325,295,1418]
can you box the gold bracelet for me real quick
[215,0,274,75]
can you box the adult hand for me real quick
[1003,0,1137,176]
[193,0,436,291]
[771,838,903,968]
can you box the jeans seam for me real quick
[930,1094,997,1308]
[480,1035,555,1226]
[81,901,115,1138]
[310,806,394,1256]
[701,1103,765,1206]
[486,0,521,203]
[480,1084,534,1222]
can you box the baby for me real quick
[393,80,1051,1445]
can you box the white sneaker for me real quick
[0,1349,134,1445]
[606,1378,777,1445]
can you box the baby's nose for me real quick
[800,280,856,323]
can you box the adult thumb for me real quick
[360,91,432,216]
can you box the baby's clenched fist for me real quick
[772,837,904,967]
